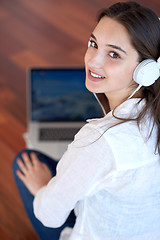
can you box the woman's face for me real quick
[85,17,139,105]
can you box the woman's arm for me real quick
[33,125,116,228]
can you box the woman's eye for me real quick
[88,40,97,49]
[109,51,120,59]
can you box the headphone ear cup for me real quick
[133,59,160,86]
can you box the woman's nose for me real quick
[88,52,104,69]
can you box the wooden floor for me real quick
[0,0,159,239]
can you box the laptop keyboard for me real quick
[39,127,80,141]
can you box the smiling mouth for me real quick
[89,70,105,81]
[90,71,105,78]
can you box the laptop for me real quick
[25,67,103,160]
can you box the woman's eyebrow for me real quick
[90,33,127,55]
[107,44,127,55]
[90,33,96,40]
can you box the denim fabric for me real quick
[12,149,76,240]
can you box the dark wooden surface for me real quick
[0,0,159,239]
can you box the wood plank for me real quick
[0,138,38,240]
[0,54,26,96]
[11,50,50,70]
[0,87,26,125]
[0,227,10,240]
[0,108,26,152]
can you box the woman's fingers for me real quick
[17,158,28,175]
[22,152,33,169]
[17,152,35,175]
[16,152,52,196]
[30,152,39,167]
[16,169,26,182]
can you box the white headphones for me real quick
[127,57,160,99]
[128,17,160,99]
[133,17,160,87]
[133,57,160,87]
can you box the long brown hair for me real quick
[97,2,160,153]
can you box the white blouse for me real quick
[33,98,160,240]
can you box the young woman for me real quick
[12,1,160,240]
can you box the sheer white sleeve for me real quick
[33,124,116,228]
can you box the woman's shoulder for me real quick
[84,99,142,136]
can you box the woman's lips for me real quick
[88,70,105,82]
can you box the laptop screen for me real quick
[30,68,103,122]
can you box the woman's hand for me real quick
[16,152,52,196]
